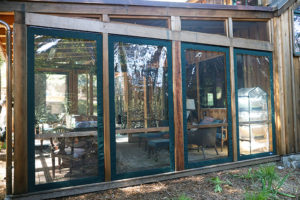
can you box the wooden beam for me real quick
[273,16,285,155]
[280,11,294,153]
[229,46,237,161]
[103,32,111,181]
[1,2,274,18]
[228,17,237,161]
[172,41,184,171]
[25,13,273,51]
[13,11,28,194]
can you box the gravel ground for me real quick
[59,162,300,200]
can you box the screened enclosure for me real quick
[28,27,104,188]
[182,43,232,168]
[109,36,174,179]
[235,50,275,158]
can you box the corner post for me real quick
[13,11,28,194]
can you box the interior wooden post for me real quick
[144,77,148,128]
[196,66,201,122]
[13,11,28,194]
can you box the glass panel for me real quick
[294,13,300,54]
[110,18,168,28]
[236,54,273,156]
[181,19,226,35]
[114,41,170,174]
[34,35,98,184]
[184,49,228,163]
[233,21,269,41]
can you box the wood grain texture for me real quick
[172,41,184,171]
[272,16,284,155]
[229,46,237,161]
[103,33,111,181]
[281,11,294,153]
[25,13,273,51]
[0,2,274,18]
[13,11,28,194]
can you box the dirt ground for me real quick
[0,161,299,200]
[59,162,300,200]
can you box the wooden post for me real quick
[14,11,28,194]
[171,16,184,171]
[103,32,111,181]
[89,73,93,115]
[281,11,294,154]
[228,18,238,161]
[173,40,184,171]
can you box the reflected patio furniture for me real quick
[50,126,70,178]
[188,127,219,159]
[134,132,168,150]
[147,138,169,161]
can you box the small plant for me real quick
[210,176,232,193]
[243,165,296,199]
[0,142,6,150]
[177,194,192,200]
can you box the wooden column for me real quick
[103,14,111,182]
[228,18,238,161]
[273,16,286,155]
[14,11,28,194]
[171,16,184,171]
[173,41,184,171]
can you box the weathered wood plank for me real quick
[272,16,284,155]
[102,32,111,181]
[229,46,237,161]
[172,40,184,171]
[281,11,294,153]
[13,11,28,194]
[25,13,273,51]
[1,2,274,18]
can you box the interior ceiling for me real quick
[0,12,14,60]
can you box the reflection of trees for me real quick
[34,35,97,127]
[114,42,168,129]
[294,15,300,52]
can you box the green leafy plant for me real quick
[243,165,296,199]
[177,194,192,200]
[210,176,232,193]
[0,142,6,150]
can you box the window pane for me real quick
[294,13,300,54]
[110,18,168,28]
[181,19,226,35]
[34,35,98,184]
[236,54,273,156]
[184,49,228,164]
[233,21,269,41]
[114,41,170,174]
